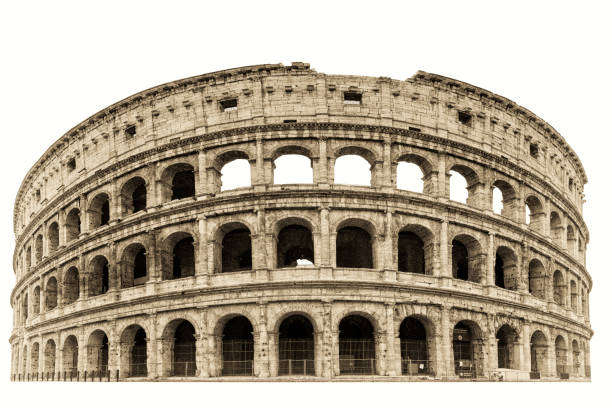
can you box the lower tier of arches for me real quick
[11,298,591,382]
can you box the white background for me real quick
[1,1,610,406]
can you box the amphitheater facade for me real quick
[10,62,592,381]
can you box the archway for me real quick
[89,193,110,229]
[89,255,109,296]
[276,224,314,267]
[528,259,547,300]
[530,331,548,377]
[222,316,254,376]
[172,321,196,376]
[555,335,568,378]
[496,325,520,369]
[338,315,376,375]
[451,235,483,283]
[221,226,252,272]
[45,277,58,310]
[44,340,56,377]
[65,208,81,242]
[278,314,315,376]
[452,321,484,377]
[399,317,430,375]
[87,330,109,375]
[336,225,373,268]
[120,177,147,215]
[120,325,147,378]
[63,267,80,304]
[63,335,79,376]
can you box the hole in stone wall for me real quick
[274,154,313,184]
[221,159,250,191]
[336,226,373,268]
[397,162,424,193]
[277,225,314,267]
[449,170,469,204]
[221,229,252,272]
[343,92,362,104]
[220,98,238,112]
[334,155,371,186]
[530,143,539,159]
[125,125,136,138]
[458,111,472,126]
[67,158,76,172]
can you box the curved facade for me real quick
[10,62,592,381]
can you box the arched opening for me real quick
[278,314,315,376]
[45,277,58,310]
[495,246,518,290]
[221,159,251,191]
[492,180,517,218]
[222,316,254,376]
[338,315,376,375]
[162,163,196,202]
[220,226,252,272]
[553,270,566,306]
[120,177,147,216]
[65,208,81,242]
[550,211,563,246]
[44,340,56,376]
[397,162,424,192]
[63,335,78,376]
[121,243,147,288]
[570,280,578,312]
[398,231,424,274]
[32,286,40,315]
[120,325,148,378]
[172,321,196,376]
[63,267,79,305]
[451,235,483,283]
[89,255,109,296]
[449,170,468,204]
[566,225,576,255]
[22,294,28,322]
[572,340,580,376]
[334,153,373,186]
[336,222,373,268]
[528,259,547,300]
[525,195,544,231]
[25,246,31,270]
[87,330,109,375]
[88,193,110,229]
[161,233,195,280]
[496,325,520,369]
[276,224,314,267]
[453,321,484,377]
[400,317,430,375]
[48,222,59,252]
[530,331,548,376]
[31,343,39,376]
[35,234,43,263]
[555,336,568,377]
[273,153,313,184]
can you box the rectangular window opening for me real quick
[125,125,136,138]
[283,119,297,123]
[458,111,472,126]
[343,91,362,105]
[67,158,76,172]
[35,189,41,202]
[220,98,238,112]
[530,143,539,159]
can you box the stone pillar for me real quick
[383,210,395,281]
[487,232,495,287]
[316,136,329,186]
[381,140,393,190]
[319,207,331,274]
[439,219,450,277]
[149,314,158,379]
[522,322,531,372]
[79,194,88,236]
[321,300,334,378]
[195,334,207,377]
[255,138,265,187]
[437,153,447,198]
[438,306,451,378]
[385,303,399,376]
[197,149,209,196]
[58,208,66,248]
[254,302,270,377]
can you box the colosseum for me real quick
[10,62,592,381]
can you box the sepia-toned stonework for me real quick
[10,62,592,381]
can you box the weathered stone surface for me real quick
[10,63,591,381]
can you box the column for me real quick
[254,302,270,377]
[197,149,209,196]
[438,306,451,377]
[317,137,329,187]
[385,303,399,376]
[439,220,450,277]
[486,232,495,287]
[437,153,447,199]
[196,216,208,278]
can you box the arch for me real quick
[65,208,81,242]
[276,223,314,267]
[525,195,545,231]
[273,146,313,184]
[334,146,376,186]
[120,242,148,288]
[216,151,251,191]
[160,162,196,202]
[44,339,56,375]
[62,335,79,376]
[278,314,315,376]
[120,176,147,216]
[338,314,376,375]
[161,231,195,280]
[566,224,576,255]
[492,180,517,218]
[396,154,434,194]
[32,286,40,315]
[35,234,43,262]
[88,192,110,229]
[496,324,520,369]
[399,317,431,375]
[452,320,484,377]
[449,164,479,205]
[87,329,109,374]
[48,222,60,252]
[30,342,40,376]
[120,324,148,378]
[530,330,548,375]
[25,246,31,270]
[163,319,197,376]
[570,280,578,312]
[451,234,484,283]
[63,266,79,304]
[45,276,58,310]
[336,218,375,269]
[494,246,519,290]
[528,259,547,300]
[550,211,563,246]
[222,315,254,376]
[555,335,568,377]
[553,270,566,306]
[217,222,252,273]
[89,255,109,296]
